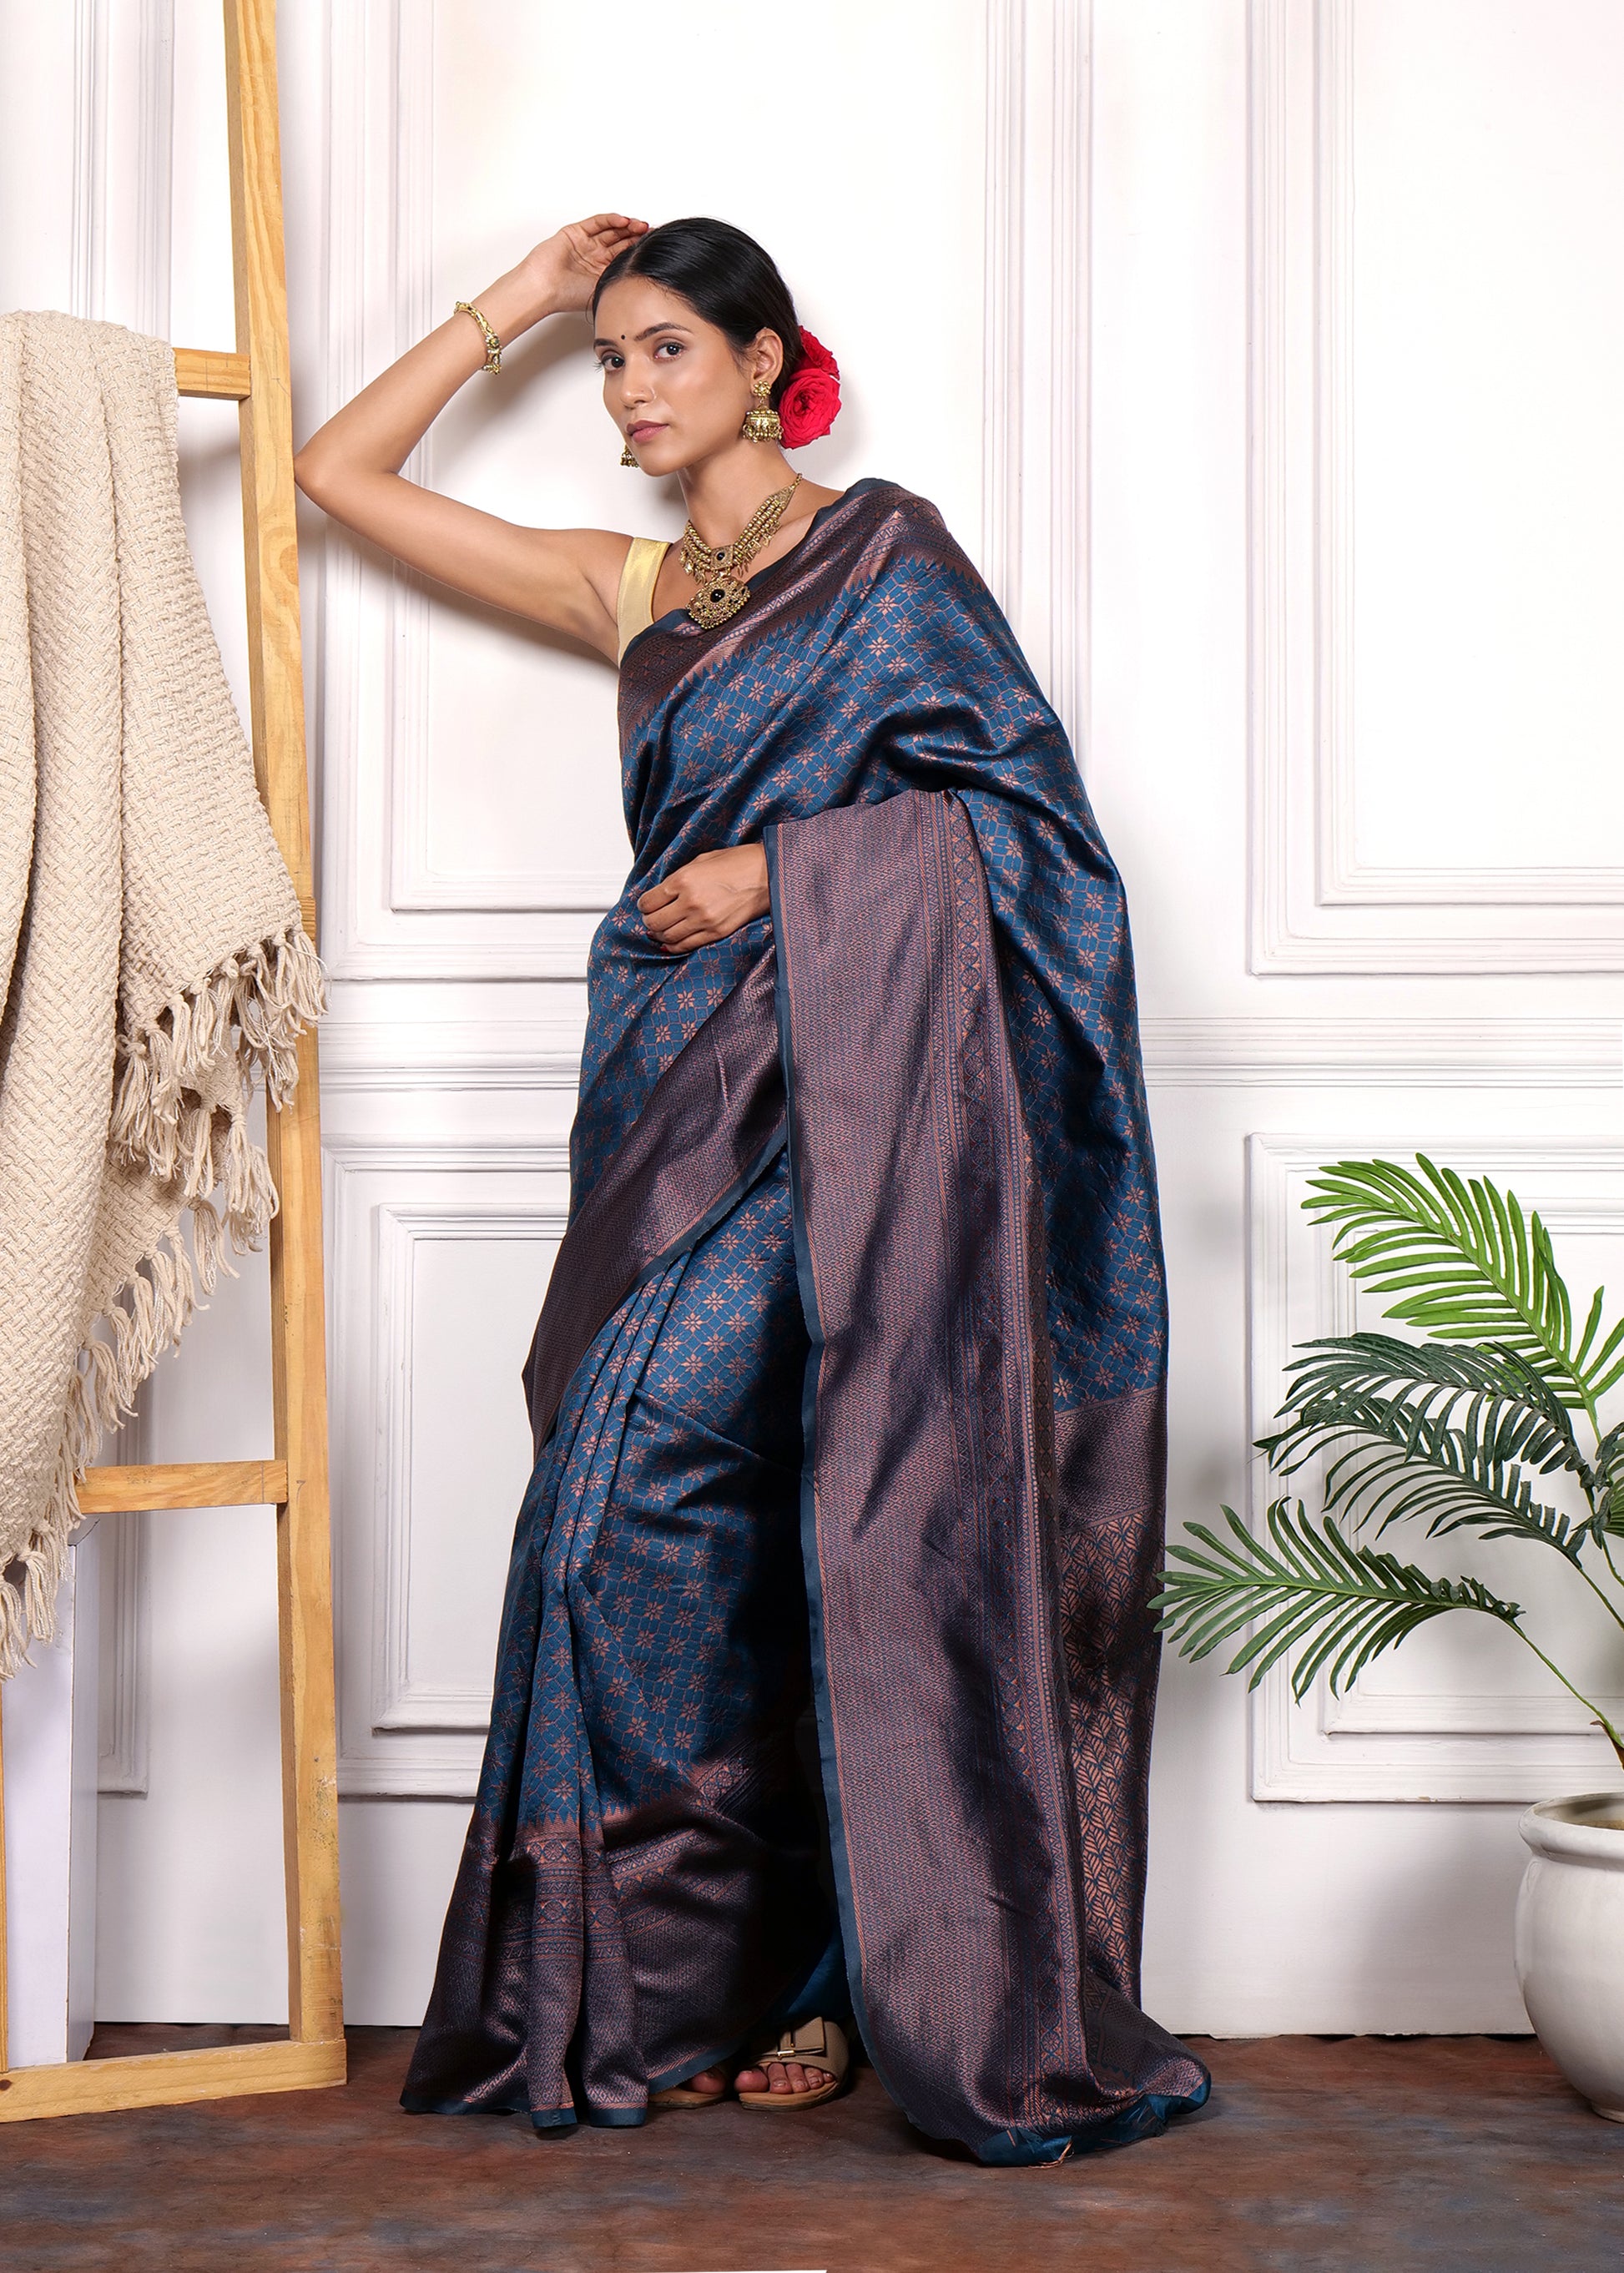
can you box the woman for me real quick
[295,212,1209,2163]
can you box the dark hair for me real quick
[591,217,802,406]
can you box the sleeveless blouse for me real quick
[616,536,669,663]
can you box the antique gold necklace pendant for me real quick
[680,475,803,629]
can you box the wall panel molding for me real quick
[95,1482,149,1797]
[374,20,627,927]
[1142,1017,1621,1089]
[68,0,174,1798]
[318,1006,1622,1094]
[69,0,108,319]
[317,0,613,981]
[982,0,1091,751]
[320,1003,586,1092]
[1247,1132,1624,1800]
[325,1130,569,1797]
[71,0,177,332]
[1248,0,1624,971]
[370,1200,567,1738]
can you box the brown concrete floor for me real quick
[1,2027,1621,2271]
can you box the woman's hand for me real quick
[637,845,770,954]
[513,214,649,321]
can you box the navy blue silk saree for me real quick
[401,478,1209,2163]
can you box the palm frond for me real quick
[1273,1336,1574,1482]
[1302,1157,1624,1408]
[1575,1286,1624,1403]
[1593,1424,1624,1536]
[1277,1334,1581,1474]
[1260,1387,1587,1563]
[1155,1500,1522,1700]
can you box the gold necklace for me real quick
[679,475,804,629]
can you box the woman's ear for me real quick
[750,329,786,389]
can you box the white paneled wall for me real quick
[2,0,1618,2035]
[1249,0,1624,971]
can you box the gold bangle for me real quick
[453,299,502,374]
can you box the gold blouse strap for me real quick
[616,536,670,663]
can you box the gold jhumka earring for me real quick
[620,436,638,466]
[740,379,782,444]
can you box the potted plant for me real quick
[1157,1155,1624,2119]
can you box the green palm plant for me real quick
[1156,1156,1624,1769]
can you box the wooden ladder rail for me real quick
[0,0,344,2119]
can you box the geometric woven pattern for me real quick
[611,478,1166,1405]
[403,1152,830,2129]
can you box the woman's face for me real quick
[593,276,780,477]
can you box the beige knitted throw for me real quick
[0,311,325,1678]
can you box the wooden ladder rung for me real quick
[174,346,251,400]
[76,1460,290,1512]
[0,2035,345,2118]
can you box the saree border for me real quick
[762,819,891,2117]
[522,944,788,1457]
[765,789,1210,2162]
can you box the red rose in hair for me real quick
[778,328,842,447]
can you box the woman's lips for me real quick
[628,422,664,441]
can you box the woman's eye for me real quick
[655,340,683,360]
[599,355,623,373]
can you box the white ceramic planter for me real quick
[1516,1791,1624,2120]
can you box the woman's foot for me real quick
[735,2018,849,2108]
[733,2056,821,2097]
[648,2061,732,2108]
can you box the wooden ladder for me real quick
[0,0,345,2118]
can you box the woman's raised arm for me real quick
[293,214,648,659]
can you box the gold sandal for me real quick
[735,2015,849,2110]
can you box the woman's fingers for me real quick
[637,886,723,936]
[638,899,694,944]
[635,890,682,935]
[641,904,757,950]
[568,214,648,271]
[649,899,727,950]
[653,916,717,952]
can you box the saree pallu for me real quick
[403,479,1210,2161]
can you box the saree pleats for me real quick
[402,1152,834,2127]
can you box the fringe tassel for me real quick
[0,1216,211,1680]
[1,925,325,1677]
[111,919,326,1188]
